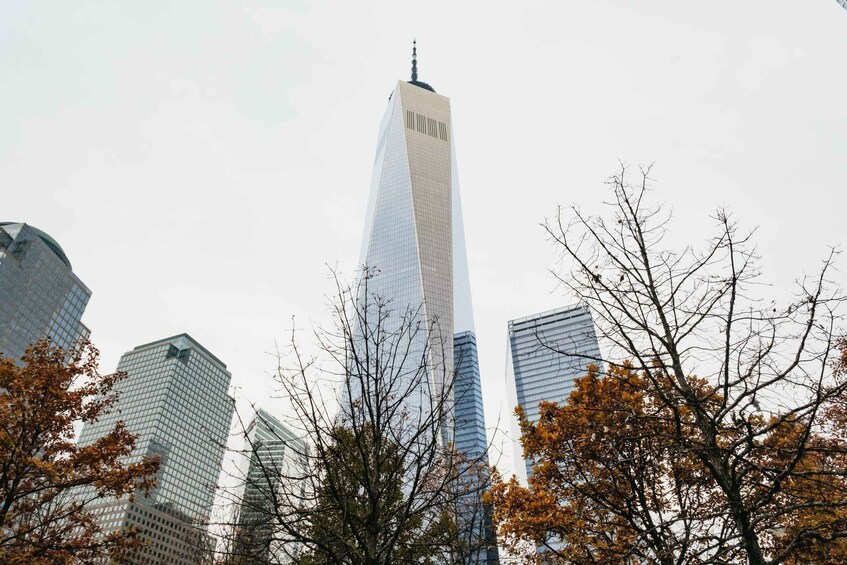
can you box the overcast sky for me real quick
[3,1,846,473]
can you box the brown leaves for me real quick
[0,339,160,563]
[536,167,847,563]
[490,347,847,564]
[490,364,712,564]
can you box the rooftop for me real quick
[0,222,73,269]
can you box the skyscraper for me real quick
[506,303,601,479]
[77,334,235,564]
[0,222,91,362]
[454,331,500,564]
[359,43,472,406]
[233,408,304,564]
[453,332,487,469]
[358,44,496,562]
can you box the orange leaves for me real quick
[0,339,160,563]
[491,347,847,563]
[491,364,715,563]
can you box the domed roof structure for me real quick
[0,222,73,269]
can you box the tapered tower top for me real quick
[407,39,436,93]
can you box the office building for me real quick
[507,303,601,479]
[358,43,482,432]
[78,334,235,564]
[357,44,497,562]
[454,331,499,564]
[232,408,304,564]
[0,222,91,362]
[358,43,471,415]
[454,332,487,467]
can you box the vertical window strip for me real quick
[427,117,438,137]
[416,114,426,133]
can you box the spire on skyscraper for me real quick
[407,39,435,93]
[411,39,418,82]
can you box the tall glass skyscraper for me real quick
[77,334,235,564]
[358,46,496,562]
[454,331,500,564]
[358,45,480,443]
[233,408,304,564]
[454,332,486,466]
[359,45,477,404]
[0,222,91,362]
[507,303,601,480]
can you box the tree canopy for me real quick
[490,167,847,564]
[215,272,493,565]
[0,340,160,564]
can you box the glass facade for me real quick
[233,408,304,563]
[77,334,234,563]
[454,332,486,463]
[360,80,456,416]
[507,304,601,480]
[360,77,481,416]
[0,222,91,362]
[454,331,499,564]
[359,74,497,562]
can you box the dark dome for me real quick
[0,222,72,269]
[407,80,436,93]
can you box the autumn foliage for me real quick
[489,343,847,564]
[488,363,716,563]
[487,167,847,563]
[0,340,160,564]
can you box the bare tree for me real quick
[531,164,847,563]
[215,269,495,564]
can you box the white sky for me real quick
[3,1,846,475]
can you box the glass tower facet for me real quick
[358,52,496,562]
[233,408,304,564]
[359,64,479,406]
[77,334,235,564]
[0,222,91,362]
[454,331,500,564]
[360,78,457,401]
[454,332,486,463]
[507,303,601,479]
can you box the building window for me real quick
[438,121,449,142]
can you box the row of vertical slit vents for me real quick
[405,110,449,142]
